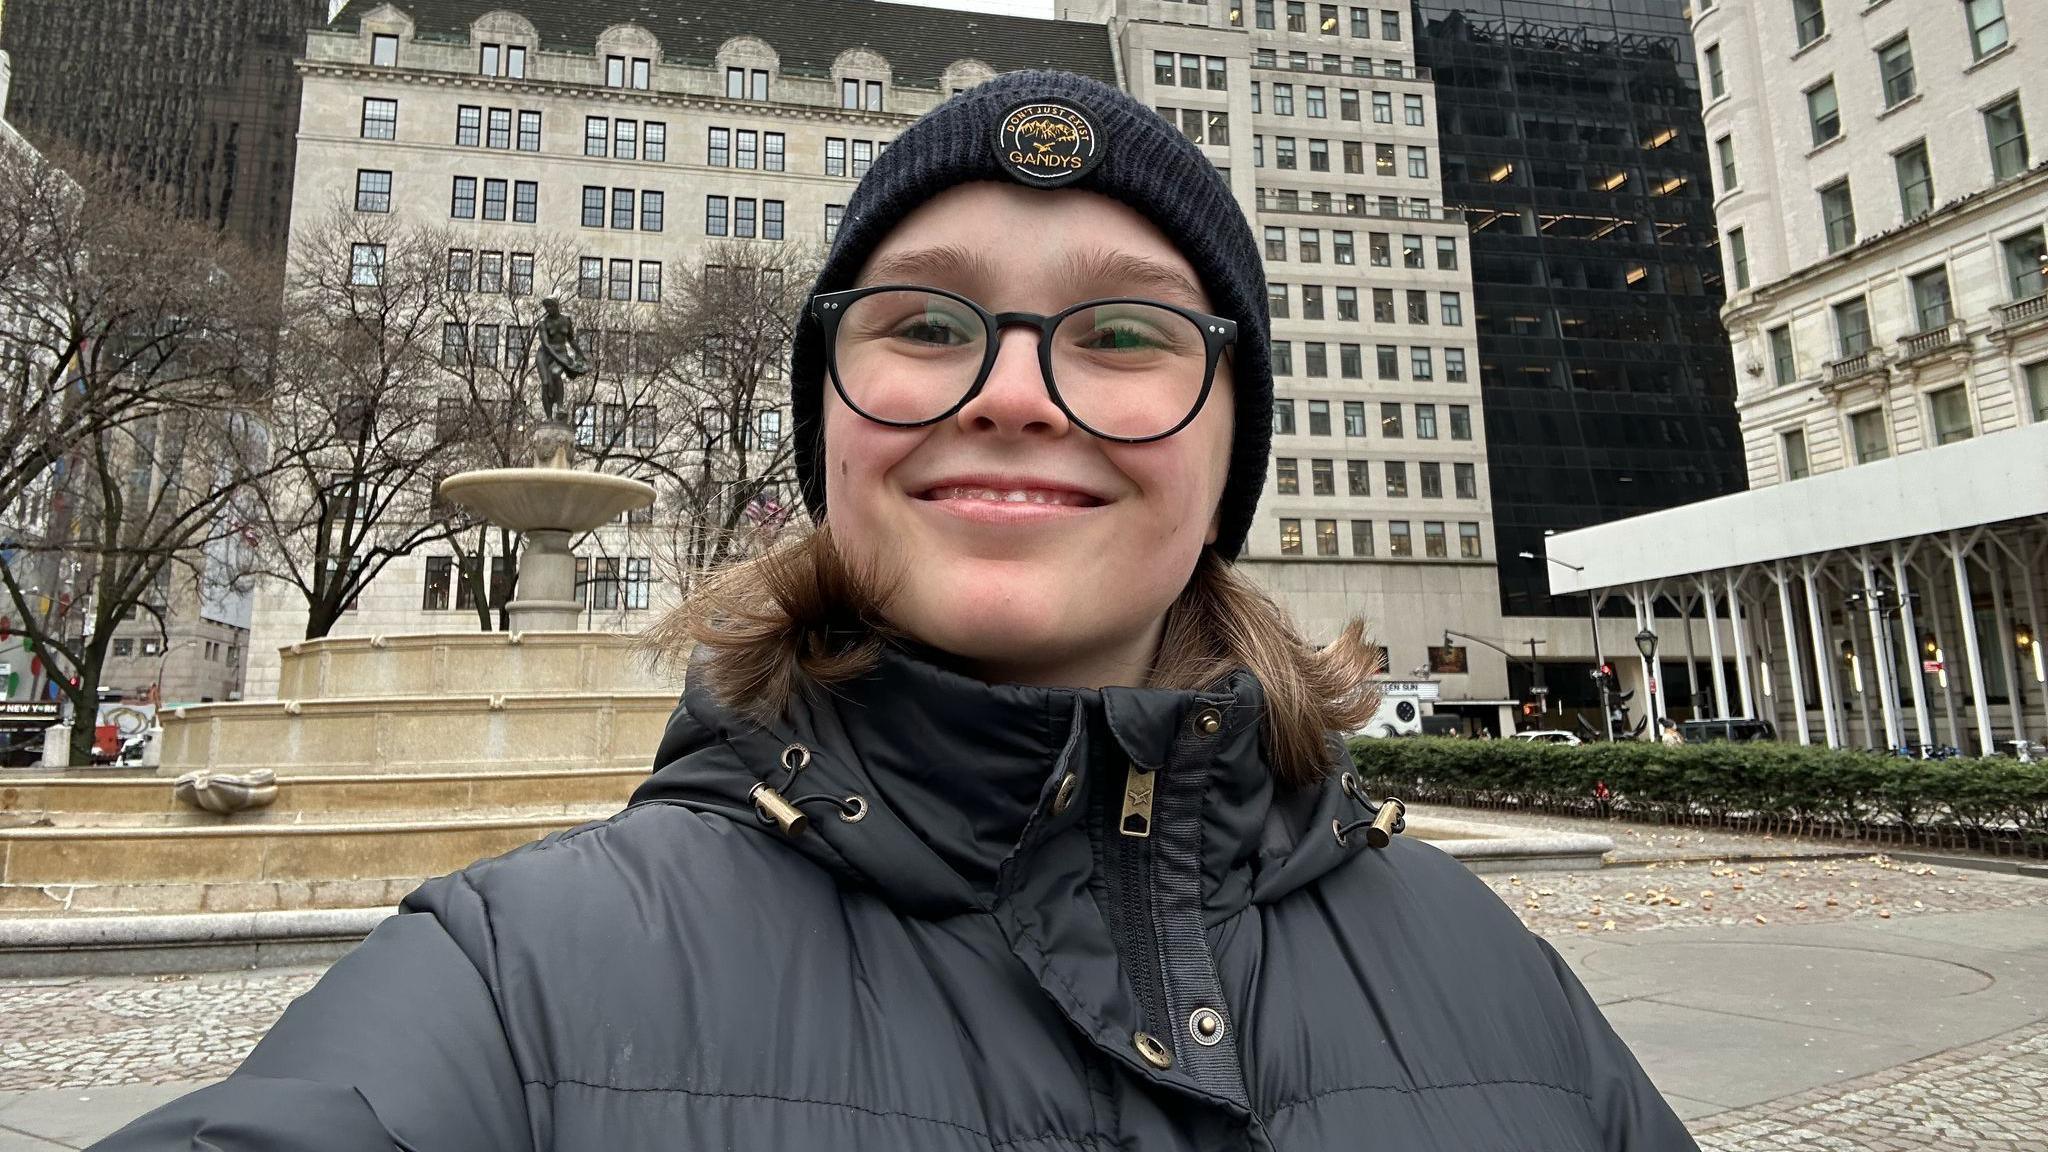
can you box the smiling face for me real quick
[822,181,1235,688]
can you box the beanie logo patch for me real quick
[993,98,1104,188]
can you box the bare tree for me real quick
[0,142,275,758]
[579,241,815,602]
[247,203,484,640]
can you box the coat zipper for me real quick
[1107,761,1171,1056]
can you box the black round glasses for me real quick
[809,284,1238,443]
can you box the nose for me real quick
[952,326,1072,438]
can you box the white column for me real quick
[1803,558,1842,748]
[1728,571,1757,719]
[1681,593,1702,717]
[1924,557,1963,750]
[2023,538,2048,737]
[1991,552,2026,745]
[1857,553,1903,751]
[1775,565,1812,745]
[1701,575,1731,718]
[1892,543,1933,752]
[1951,533,1995,756]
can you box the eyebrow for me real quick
[857,245,1000,290]
[1059,248,1208,310]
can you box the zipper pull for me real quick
[1120,761,1155,838]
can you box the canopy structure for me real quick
[1543,423,2048,753]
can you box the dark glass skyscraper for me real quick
[0,0,328,254]
[1413,0,1743,618]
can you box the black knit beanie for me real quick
[788,69,1272,561]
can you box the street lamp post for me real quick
[1635,626,1660,727]
[1520,548,1610,740]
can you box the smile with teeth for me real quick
[921,486,1103,507]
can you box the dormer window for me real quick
[607,55,625,87]
[372,33,398,67]
[607,55,651,89]
[726,67,768,100]
[841,79,883,111]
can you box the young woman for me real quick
[97,71,1694,1151]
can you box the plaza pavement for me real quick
[2,811,2044,1149]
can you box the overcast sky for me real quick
[882,0,1060,17]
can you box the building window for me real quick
[354,169,391,213]
[1454,462,1477,500]
[582,186,605,228]
[1439,292,1463,325]
[1351,520,1373,557]
[1155,51,1174,86]
[727,67,746,98]
[735,198,756,239]
[825,204,844,244]
[825,137,846,177]
[516,110,542,152]
[476,251,502,293]
[1876,36,1915,108]
[578,257,602,299]
[632,58,651,90]
[482,179,506,221]
[611,188,635,230]
[371,33,398,67]
[1264,227,1286,261]
[1926,385,1974,445]
[1850,408,1890,463]
[1715,135,1738,194]
[1379,402,1403,439]
[765,132,785,172]
[1985,97,2030,181]
[1267,284,1289,319]
[1388,521,1412,556]
[480,43,501,76]
[614,119,638,161]
[1404,93,1424,126]
[1449,406,1472,441]
[488,108,511,150]
[644,122,667,162]
[1445,348,1467,382]
[1276,137,1296,169]
[2025,361,2048,421]
[507,46,526,79]
[423,556,452,610]
[1413,404,1437,440]
[1704,44,1724,100]
[1315,519,1339,557]
[867,81,884,111]
[1376,344,1398,380]
[1410,347,1433,380]
[1966,0,2008,60]
[1304,286,1326,322]
[457,105,482,147]
[1273,399,1297,436]
[709,127,730,167]
[510,252,534,296]
[1347,459,1370,496]
[1455,522,1480,558]
[1402,235,1424,268]
[1208,56,1228,90]
[349,243,385,286]
[1820,180,1856,253]
[1420,521,1445,558]
[450,176,476,219]
[1728,227,1749,291]
[1910,266,1953,332]
[609,259,632,301]
[362,98,397,140]
[1372,92,1392,123]
[1769,325,1796,385]
[641,190,664,232]
[1311,458,1335,496]
[1273,341,1293,375]
[1782,429,1810,480]
[1407,146,1427,178]
[1834,296,1872,356]
[2003,229,2047,299]
[1807,80,1840,146]
[763,200,785,241]
[441,322,467,366]
[706,195,728,236]
[1894,141,1935,220]
[606,55,626,87]
[639,261,662,303]
[1276,457,1300,494]
[852,140,874,177]
[1279,518,1303,555]
[735,129,757,170]
[1793,0,1826,47]
[585,117,607,157]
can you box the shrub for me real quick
[1349,737,2048,857]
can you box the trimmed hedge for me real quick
[1350,737,2048,857]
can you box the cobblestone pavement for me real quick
[0,968,322,1091]
[1483,852,2048,938]
[1692,1019,2048,1151]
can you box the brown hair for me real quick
[644,527,1382,788]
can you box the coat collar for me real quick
[631,643,1364,919]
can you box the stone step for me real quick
[1,767,643,827]
[0,811,618,894]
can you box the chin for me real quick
[893,572,1128,685]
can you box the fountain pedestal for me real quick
[435,422,655,632]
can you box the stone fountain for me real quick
[437,297,655,631]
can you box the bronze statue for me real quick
[536,297,588,424]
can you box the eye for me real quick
[894,312,977,346]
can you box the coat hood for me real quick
[630,644,1385,920]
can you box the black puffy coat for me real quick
[97,648,1696,1150]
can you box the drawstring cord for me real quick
[1332,772,1404,849]
[752,743,868,836]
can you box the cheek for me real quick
[822,399,919,539]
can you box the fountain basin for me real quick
[437,468,654,533]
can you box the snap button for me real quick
[1052,772,1079,815]
[1188,1007,1225,1047]
[1133,1031,1173,1069]
[1192,707,1223,736]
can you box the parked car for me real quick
[1511,730,1582,746]
[1676,718,1777,743]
